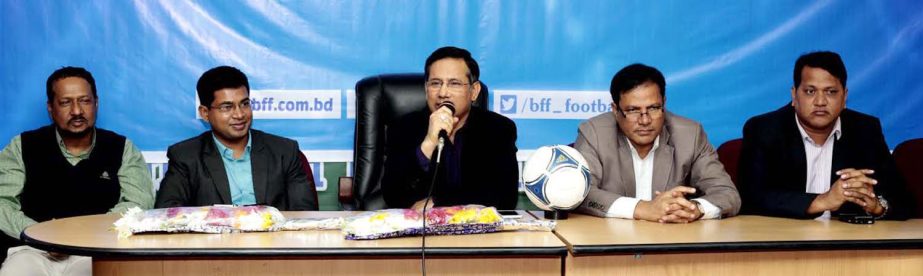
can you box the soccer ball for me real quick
[522,145,591,211]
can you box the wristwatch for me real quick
[873,195,889,219]
[692,200,705,219]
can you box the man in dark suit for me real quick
[382,46,519,210]
[739,51,909,220]
[155,66,317,211]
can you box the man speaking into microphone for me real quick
[382,46,519,210]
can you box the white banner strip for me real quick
[493,90,613,119]
[195,89,342,119]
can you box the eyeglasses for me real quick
[618,105,664,121]
[210,101,251,113]
[426,79,470,92]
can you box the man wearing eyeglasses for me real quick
[0,67,153,275]
[155,66,317,211]
[738,51,910,220]
[382,46,519,210]
[575,63,740,222]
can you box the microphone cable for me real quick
[421,135,446,275]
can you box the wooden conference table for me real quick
[554,213,923,275]
[22,211,923,275]
[21,211,567,276]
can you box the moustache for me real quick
[67,116,88,124]
[69,116,87,124]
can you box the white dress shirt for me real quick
[795,116,842,220]
[605,136,721,219]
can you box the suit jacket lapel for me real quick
[785,108,809,189]
[251,131,268,205]
[830,125,847,185]
[615,135,637,197]
[652,124,674,193]
[203,135,232,204]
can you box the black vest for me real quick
[20,125,125,223]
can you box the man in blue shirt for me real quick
[155,66,317,211]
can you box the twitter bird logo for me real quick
[500,95,517,114]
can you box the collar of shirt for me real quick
[626,135,660,201]
[625,135,660,161]
[55,128,96,159]
[795,115,842,146]
[212,132,252,161]
[794,115,841,220]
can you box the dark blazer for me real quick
[382,107,519,210]
[739,105,909,219]
[155,130,317,211]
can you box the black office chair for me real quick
[337,73,488,210]
[894,138,923,218]
[296,151,319,209]
[717,138,744,189]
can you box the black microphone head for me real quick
[437,101,455,146]
[439,102,456,115]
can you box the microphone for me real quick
[423,101,455,275]
[435,102,455,164]
[437,102,456,141]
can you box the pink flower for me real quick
[403,209,422,220]
[207,208,230,219]
[425,208,448,225]
[166,207,181,218]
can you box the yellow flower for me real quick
[370,212,388,222]
[262,213,273,229]
[477,209,501,223]
[449,209,476,224]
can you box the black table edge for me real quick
[22,233,566,258]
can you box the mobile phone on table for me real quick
[498,210,522,219]
[838,213,875,224]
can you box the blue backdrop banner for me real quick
[3,0,922,158]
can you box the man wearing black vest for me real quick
[0,67,154,275]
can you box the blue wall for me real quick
[2,0,921,151]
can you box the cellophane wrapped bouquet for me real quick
[113,205,286,238]
[342,205,505,240]
[114,205,554,240]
